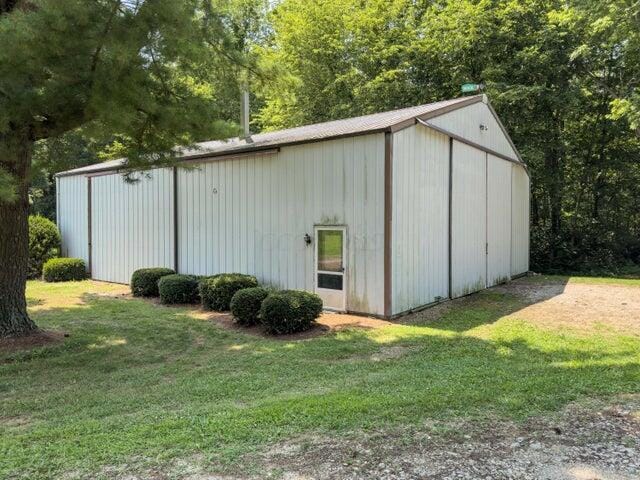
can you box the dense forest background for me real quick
[30,0,640,275]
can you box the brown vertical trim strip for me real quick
[485,152,489,287]
[509,163,513,279]
[383,132,393,318]
[87,176,92,276]
[448,137,453,299]
[173,166,179,273]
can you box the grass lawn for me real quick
[522,273,640,287]
[1,277,639,479]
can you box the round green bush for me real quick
[260,290,323,335]
[42,258,86,282]
[28,215,61,279]
[131,267,175,297]
[158,274,199,304]
[199,273,258,311]
[230,287,270,326]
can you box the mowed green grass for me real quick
[521,273,640,287]
[1,278,639,479]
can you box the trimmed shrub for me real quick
[28,215,61,279]
[43,258,86,282]
[230,287,269,326]
[131,267,175,297]
[199,273,258,311]
[260,290,323,335]
[158,274,199,304]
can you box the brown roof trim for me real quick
[388,95,485,133]
[417,119,530,176]
[56,129,393,178]
[63,148,281,178]
[485,100,525,164]
[418,94,485,121]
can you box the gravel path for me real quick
[253,397,640,480]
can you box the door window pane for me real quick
[318,273,343,290]
[317,230,343,272]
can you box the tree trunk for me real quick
[0,134,38,338]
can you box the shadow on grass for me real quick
[412,277,570,332]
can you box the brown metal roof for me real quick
[57,95,484,177]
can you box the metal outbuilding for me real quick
[56,94,529,318]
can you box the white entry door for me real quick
[315,227,346,311]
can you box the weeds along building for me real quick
[56,94,530,318]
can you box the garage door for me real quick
[90,169,175,283]
[487,154,512,286]
[451,140,487,298]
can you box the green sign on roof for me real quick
[461,83,482,93]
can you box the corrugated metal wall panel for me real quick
[511,164,530,275]
[391,125,449,314]
[91,169,174,283]
[177,133,385,315]
[451,140,487,297]
[487,155,512,286]
[428,101,519,161]
[56,175,89,266]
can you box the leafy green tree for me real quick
[0,0,248,337]
[259,0,640,273]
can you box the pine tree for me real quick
[0,0,246,337]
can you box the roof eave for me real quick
[54,128,393,178]
[55,95,490,178]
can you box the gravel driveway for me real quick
[254,396,640,480]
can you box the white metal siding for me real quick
[56,175,89,266]
[177,134,385,315]
[511,164,530,275]
[487,155,512,286]
[451,141,487,298]
[428,101,519,161]
[91,169,174,283]
[391,125,449,314]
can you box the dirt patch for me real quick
[0,415,31,428]
[318,311,392,330]
[498,281,640,335]
[0,330,66,354]
[370,345,415,361]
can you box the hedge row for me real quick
[130,270,258,309]
[129,268,323,334]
